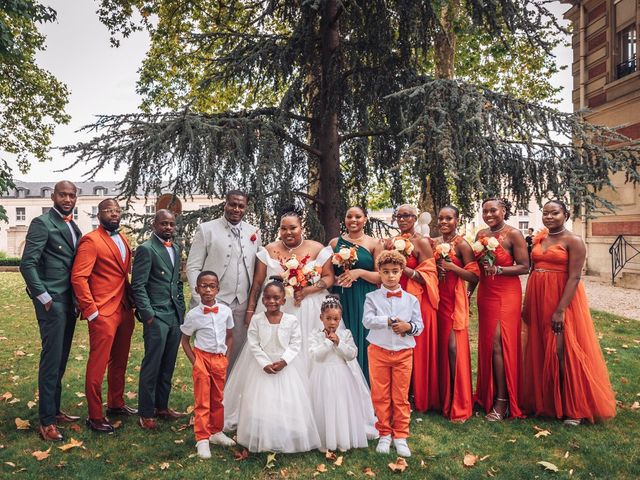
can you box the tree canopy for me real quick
[64,0,640,241]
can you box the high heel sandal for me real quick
[486,398,510,422]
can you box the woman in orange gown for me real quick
[522,200,616,424]
[434,206,479,422]
[388,204,440,413]
[474,198,529,421]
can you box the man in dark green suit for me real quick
[132,209,186,430]
[20,181,82,441]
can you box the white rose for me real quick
[406,241,414,255]
[284,285,295,298]
[440,243,451,255]
[338,247,352,260]
[302,264,313,275]
[332,255,341,265]
[486,237,500,251]
[393,239,406,251]
[285,256,299,269]
[472,241,484,254]
[288,276,298,287]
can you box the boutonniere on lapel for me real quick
[250,230,260,243]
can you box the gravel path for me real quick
[521,275,640,321]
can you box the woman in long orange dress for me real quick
[434,206,479,422]
[388,204,440,413]
[522,200,616,424]
[473,198,529,421]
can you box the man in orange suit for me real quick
[71,198,137,433]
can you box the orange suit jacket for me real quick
[71,225,133,319]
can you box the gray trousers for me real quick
[217,298,248,372]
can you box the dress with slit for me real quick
[522,233,616,422]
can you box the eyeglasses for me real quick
[395,214,417,220]
[100,208,122,215]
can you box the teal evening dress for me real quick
[332,237,378,382]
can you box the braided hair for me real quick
[482,197,513,220]
[320,294,343,313]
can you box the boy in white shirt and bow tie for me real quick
[181,271,236,459]
[363,250,423,458]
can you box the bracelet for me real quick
[411,270,419,280]
[246,309,255,313]
[496,266,504,276]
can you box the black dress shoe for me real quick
[106,405,138,416]
[86,417,115,433]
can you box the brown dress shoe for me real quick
[39,424,64,441]
[86,417,115,434]
[106,404,138,416]
[155,408,185,420]
[56,411,81,423]
[138,417,158,430]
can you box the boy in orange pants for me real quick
[363,250,423,457]
[181,271,236,459]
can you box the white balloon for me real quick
[417,212,431,225]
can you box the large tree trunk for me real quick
[316,0,342,241]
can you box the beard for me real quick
[100,218,120,232]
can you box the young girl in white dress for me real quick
[236,279,320,453]
[309,295,378,452]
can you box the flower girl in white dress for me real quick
[236,279,320,453]
[309,295,378,452]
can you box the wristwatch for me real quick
[496,266,503,276]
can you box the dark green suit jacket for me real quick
[20,209,82,305]
[131,235,185,325]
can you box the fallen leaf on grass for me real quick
[58,438,83,452]
[15,417,30,430]
[14,350,26,357]
[233,449,248,461]
[27,401,36,409]
[32,447,51,461]
[325,451,337,461]
[564,451,570,459]
[1,391,13,401]
[0,336,8,340]
[388,457,408,472]
[75,392,85,398]
[280,468,289,478]
[186,405,194,414]
[112,420,123,429]
[125,391,137,399]
[316,463,327,473]
[8,397,19,404]
[56,461,67,468]
[334,456,343,467]
[487,466,500,477]
[463,453,478,467]
[160,462,170,470]
[174,439,184,444]
[4,462,16,467]
[630,401,640,410]
[74,356,83,361]
[621,377,629,385]
[480,455,490,461]
[265,452,277,469]
[533,426,551,438]
[506,439,517,443]
[363,466,376,477]
[69,424,81,433]
[537,461,559,472]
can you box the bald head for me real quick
[51,180,77,215]
[54,180,77,194]
[153,208,176,240]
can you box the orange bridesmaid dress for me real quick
[522,232,616,422]
[475,238,524,418]
[404,254,440,412]
[437,245,479,422]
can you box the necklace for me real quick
[282,237,304,253]
[490,223,506,233]
[548,228,566,236]
[442,233,458,243]
[346,232,365,243]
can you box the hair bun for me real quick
[321,294,343,312]
[279,204,303,220]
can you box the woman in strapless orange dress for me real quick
[474,198,529,421]
[522,200,616,424]
[389,204,440,413]
[434,206,479,422]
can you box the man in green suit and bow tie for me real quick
[132,209,186,430]
[20,181,82,441]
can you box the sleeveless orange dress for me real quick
[522,233,616,422]
[402,254,440,412]
[437,246,477,421]
[475,240,524,418]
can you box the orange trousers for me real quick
[368,344,413,438]
[192,348,228,441]
[86,305,134,420]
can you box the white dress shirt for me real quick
[109,230,127,262]
[362,286,423,351]
[154,234,175,266]
[180,303,234,354]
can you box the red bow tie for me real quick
[63,215,73,223]
[163,241,173,248]
[386,291,402,298]
[203,306,219,314]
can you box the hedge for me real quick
[0,258,21,266]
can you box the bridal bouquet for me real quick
[331,246,359,270]
[280,254,322,297]
[434,242,454,281]
[471,236,501,268]
[393,234,415,257]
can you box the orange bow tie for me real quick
[386,290,402,298]
[63,215,73,223]
[163,241,173,248]
[203,306,219,314]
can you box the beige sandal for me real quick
[486,398,510,422]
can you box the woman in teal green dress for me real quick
[329,206,382,382]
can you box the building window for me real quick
[516,209,529,217]
[42,207,51,214]
[73,207,79,221]
[41,188,52,198]
[16,207,26,222]
[617,24,637,79]
[145,205,155,215]
[16,188,26,198]
[94,187,108,196]
[519,221,529,235]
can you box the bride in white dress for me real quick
[224,209,334,432]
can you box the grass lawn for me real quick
[0,271,638,479]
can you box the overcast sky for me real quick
[10,1,574,183]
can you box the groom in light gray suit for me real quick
[186,190,260,369]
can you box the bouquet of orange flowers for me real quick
[280,254,322,297]
[471,236,501,269]
[434,242,454,281]
[392,234,415,257]
[331,246,359,270]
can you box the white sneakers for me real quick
[209,431,237,447]
[376,435,392,454]
[393,438,411,457]
[376,435,411,457]
[196,439,211,459]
